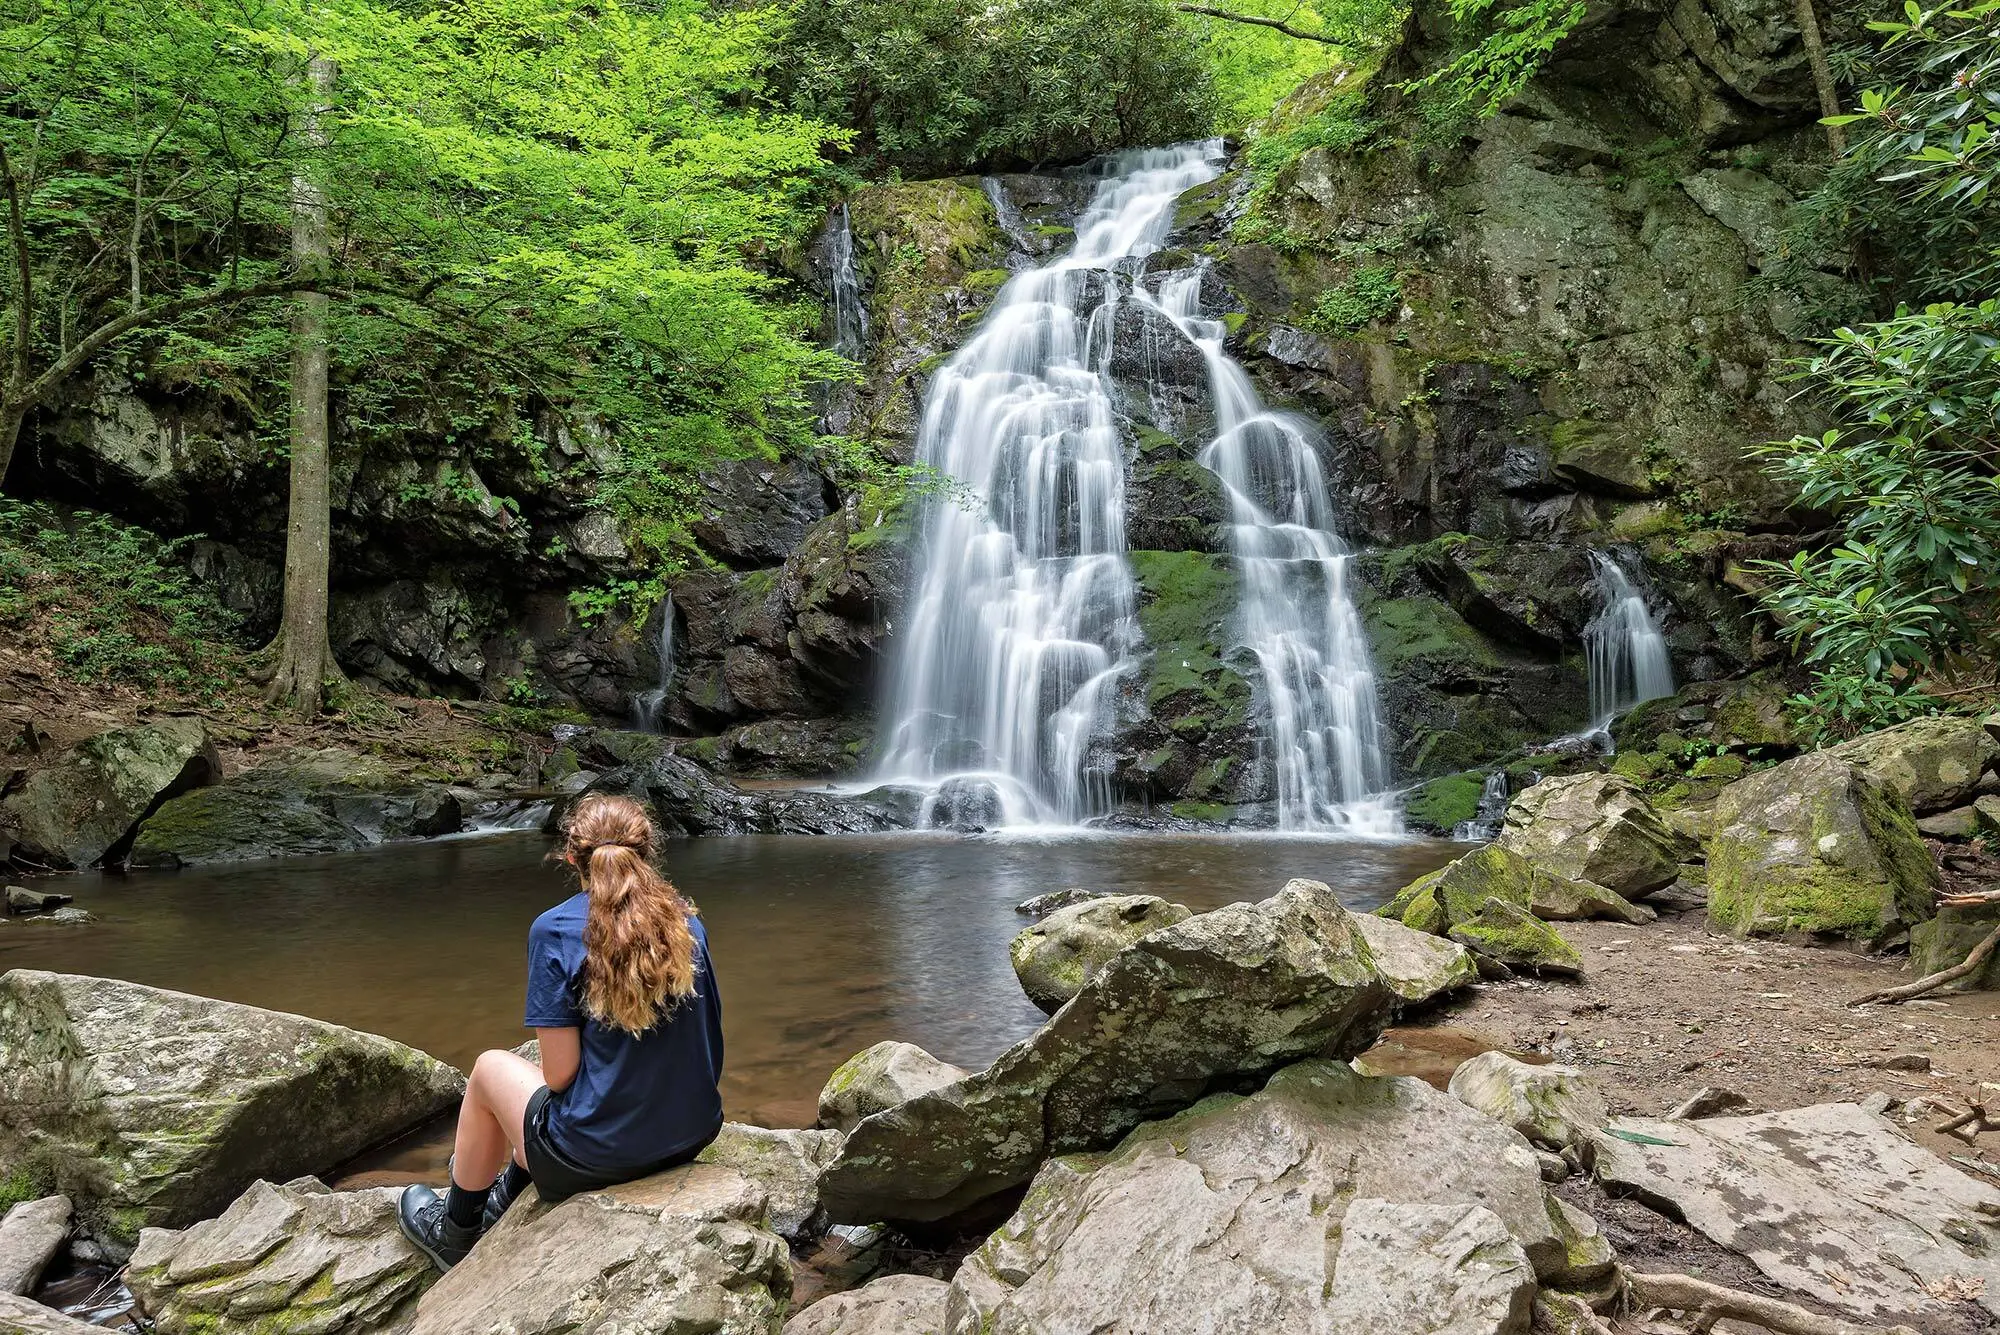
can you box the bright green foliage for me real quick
[1,0,849,565]
[1178,0,1391,130]
[0,500,245,695]
[1403,0,1585,129]
[1307,266,1402,331]
[779,0,1217,173]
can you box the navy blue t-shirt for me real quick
[523,892,725,1172]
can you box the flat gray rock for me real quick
[0,970,464,1243]
[820,881,1410,1225]
[0,1196,70,1295]
[127,1179,432,1335]
[786,1274,949,1335]
[942,1061,1566,1335]
[1592,1102,2000,1325]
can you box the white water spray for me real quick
[826,203,869,362]
[1584,552,1674,729]
[1451,770,1510,842]
[875,146,1227,826]
[1142,272,1397,834]
[630,597,676,734]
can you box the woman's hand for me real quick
[535,1026,581,1092]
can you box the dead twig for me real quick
[1624,1269,1923,1335]
[1850,921,2000,1006]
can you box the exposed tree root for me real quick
[1623,1270,1924,1335]
[1850,920,2000,1006]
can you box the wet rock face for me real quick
[818,881,1466,1226]
[1705,751,1939,945]
[571,730,911,837]
[0,971,464,1245]
[126,748,462,868]
[0,718,219,869]
[943,1061,1565,1335]
[693,458,835,570]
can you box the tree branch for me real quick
[1851,919,2000,1005]
[1175,3,1340,42]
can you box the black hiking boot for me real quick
[482,1167,526,1232]
[397,1185,482,1272]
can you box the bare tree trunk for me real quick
[263,54,343,717]
[1793,0,1847,155]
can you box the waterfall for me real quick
[826,203,869,361]
[630,597,676,734]
[1584,552,1674,729]
[1142,273,1397,834]
[1451,770,1510,842]
[876,144,1227,827]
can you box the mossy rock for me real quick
[1448,898,1584,977]
[1404,771,1484,832]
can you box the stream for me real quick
[4,830,1458,1179]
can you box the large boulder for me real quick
[127,1178,433,1335]
[818,881,1458,1226]
[1447,1052,1607,1153]
[407,1162,792,1335]
[944,1060,1573,1334]
[817,1042,969,1135]
[0,971,464,1244]
[1386,842,1653,928]
[0,719,219,868]
[0,1196,70,1295]
[1351,911,1482,1003]
[1705,752,1938,944]
[1008,894,1192,1014]
[1592,1103,2000,1326]
[1830,712,2000,814]
[1494,773,1691,899]
[694,1123,843,1242]
[127,748,461,867]
[785,1274,950,1335]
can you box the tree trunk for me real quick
[263,54,342,717]
[0,402,25,492]
[1793,0,1846,155]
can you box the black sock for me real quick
[444,1182,489,1229]
[499,1162,531,1197]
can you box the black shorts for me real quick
[522,1086,716,1204]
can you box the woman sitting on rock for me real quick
[398,793,725,1270]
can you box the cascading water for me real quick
[630,598,676,734]
[876,145,1228,827]
[1452,770,1510,842]
[1584,552,1674,730]
[1142,273,1397,834]
[825,203,869,362]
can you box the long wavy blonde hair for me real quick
[560,794,697,1034]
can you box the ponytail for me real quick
[560,795,697,1034]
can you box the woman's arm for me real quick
[535,1027,581,1092]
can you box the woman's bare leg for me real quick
[450,1049,543,1190]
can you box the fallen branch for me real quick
[1174,4,1340,41]
[1850,920,2000,1006]
[1625,1270,1923,1335]
[1533,1291,1615,1335]
[1936,1105,1992,1140]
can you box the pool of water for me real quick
[3,829,1457,1175]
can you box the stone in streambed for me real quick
[1591,1102,2000,1325]
[1829,712,2000,814]
[1008,894,1191,1014]
[1704,752,1937,945]
[1014,887,1113,917]
[0,718,219,868]
[408,1163,790,1335]
[1448,1051,1607,1153]
[817,1041,968,1135]
[1494,773,1692,900]
[3,887,69,914]
[0,970,464,1245]
[944,1060,1562,1334]
[785,1274,949,1335]
[127,1179,433,1335]
[819,880,1419,1226]
[0,1196,70,1295]
[0,1291,102,1334]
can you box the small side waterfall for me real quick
[826,203,869,361]
[1584,552,1674,729]
[1144,273,1396,834]
[630,597,676,734]
[1452,770,1510,842]
[875,146,1226,827]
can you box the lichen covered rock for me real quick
[1496,773,1692,899]
[127,1179,432,1335]
[0,970,464,1244]
[817,1042,969,1134]
[1447,1052,1607,1152]
[1380,842,1628,973]
[1705,752,1938,944]
[819,880,1410,1225]
[0,718,219,868]
[786,1274,949,1335]
[693,1123,843,1242]
[1829,712,2000,814]
[944,1060,1565,1334]
[1008,894,1192,1014]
